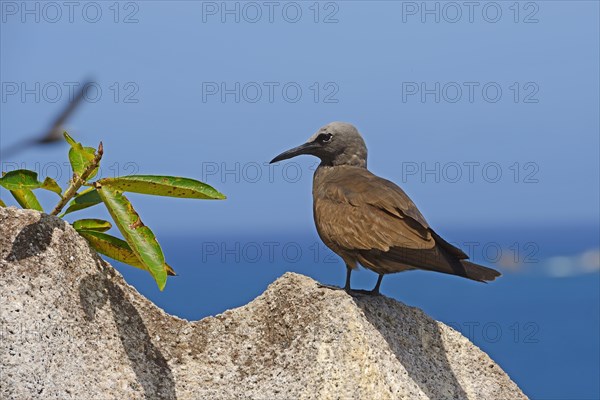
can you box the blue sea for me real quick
[112,224,600,400]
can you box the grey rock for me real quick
[0,207,527,399]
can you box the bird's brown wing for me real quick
[313,166,499,281]
[313,167,435,252]
[314,198,433,252]
[347,169,431,231]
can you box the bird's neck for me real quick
[320,156,367,169]
[314,162,368,183]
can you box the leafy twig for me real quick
[2,129,225,290]
[50,142,103,216]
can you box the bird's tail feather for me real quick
[359,246,501,283]
[460,260,501,282]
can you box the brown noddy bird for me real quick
[270,122,501,294]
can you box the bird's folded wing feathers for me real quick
[315,168,435,251]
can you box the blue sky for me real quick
[1,1,598,235]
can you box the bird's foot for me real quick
[317,283,381,296]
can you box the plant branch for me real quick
[51,142,103,216]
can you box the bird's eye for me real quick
[318,133,333,143]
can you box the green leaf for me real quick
[0,171,61,203]
[63,131,77,147]
[0,170,43,191]
[0,198,6,207]
[99,175,226,200]
[10,190,43,211]
[77,230,176,276]
[95,184,168,290]
[70,147,97,178]
[72,219,112,232]
[0,170,43,212]
[63,132,98,179]
[41,177,62,197]
[61,188,102,217]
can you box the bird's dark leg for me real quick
[344,266,352,290]
[317,265,353,291]
[370,274,384,295]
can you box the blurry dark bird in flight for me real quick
[270,122,501,294]
[0,80,92,160]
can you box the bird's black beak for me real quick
[270,142,318,163]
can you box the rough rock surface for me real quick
[0,207,527,399]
